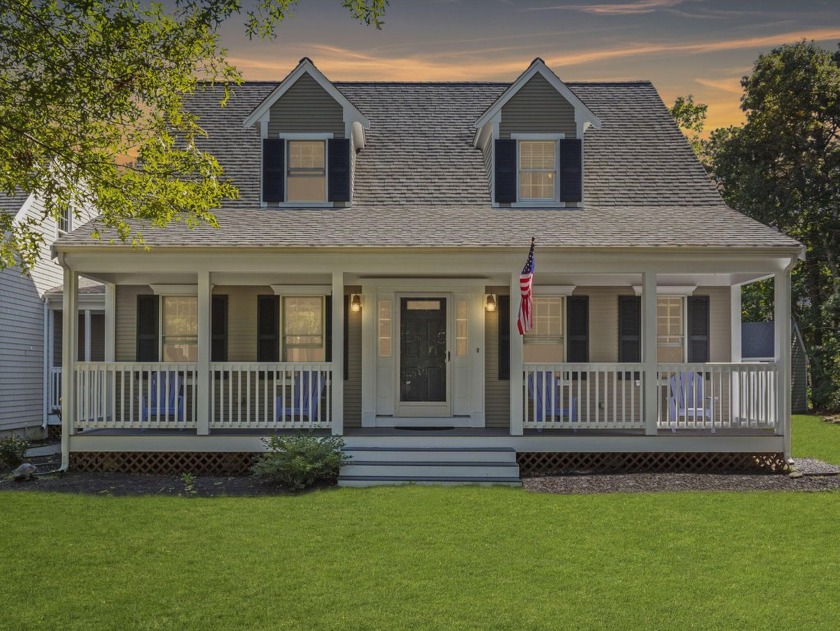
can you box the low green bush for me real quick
[251,433,348,491]
[0,435,30,468]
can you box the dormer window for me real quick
[518,139,558,202]
[287,140,326,203]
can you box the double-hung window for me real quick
[282,296,325,362]
[56,207,71,236]
[523,296,565,362]
[657,296,685,362]
[161,296,198,362]
[286,140,326,203]
[519,140,557,202]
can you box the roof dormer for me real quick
[244,58,369,208]
[474,58,601,208]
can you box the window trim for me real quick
[510,133,565,208]
[656,295,688,363]
[278,133,333,208]
[56,206,72,238]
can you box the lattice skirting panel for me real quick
[517,452,789,477]
[71,452,257,475]
[47,425,62,440]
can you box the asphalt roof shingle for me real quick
[56,79,799,250]
[0,190,31,216]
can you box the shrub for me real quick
[0,435,30,468]
[251,433,348,491]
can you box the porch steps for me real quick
[338,446,521,487]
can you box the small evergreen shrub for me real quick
[252,433,348,491]
[0,435,30,468]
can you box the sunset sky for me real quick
[217,0,840,130]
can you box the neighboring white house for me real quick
[53,58,804,484]
[0,191,102,437]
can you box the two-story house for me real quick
[53,58,803,484]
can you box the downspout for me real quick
[42,300,49,431]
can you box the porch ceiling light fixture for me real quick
[350,294,362,312]
[485,294,497,312]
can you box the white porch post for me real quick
[83,309,92,362]
[331,272,345,435]
[642,271,658,435]
[509,273,524,436]
[774,269,792,458]
[196,271,211,435]
[104,283,115,362]
[730,285,742,363]
[61,268,78,468]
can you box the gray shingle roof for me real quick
[0,190,30,216]
[56,80,800,250]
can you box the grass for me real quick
[793,413,840,464]
[1,488,839,630]
[1,415,837,630]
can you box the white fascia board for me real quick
[12,192,36,225]
[533,285,576,296]
[632,285,697,296]
[473,59,602,131]
[242,59,370,129]
[150,284,198,296]
[271,284,332,296]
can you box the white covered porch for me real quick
[56,246,798,459]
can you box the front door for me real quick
[397,296,449,417]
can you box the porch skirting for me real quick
[71,451,257,474]
[517,451,789,477]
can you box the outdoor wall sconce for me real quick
[350,294,362,313]
[485,294,497,312]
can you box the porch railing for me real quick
[74,362,198,430]
[657,362,777,431]
[523,363,645,430]
[210,362,332,430]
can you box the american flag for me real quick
[517,238,535,335]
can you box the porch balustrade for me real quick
[523,362,778,432]
[49,366,62,412]
[70,362,332,431]
[523,363,645,430]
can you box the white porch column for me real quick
[83,309,92,362]
[730,285,742,363]
[61,268,78,468]
[642,271,658,435]
[509,273,524,436]
[331,272,345,435]
[774,269,792,457]
[196,271,211,435]
[104,283,116,362]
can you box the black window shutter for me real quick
[494,139,517,204]
[136,295,159,362]
[257,295,279,362]
[618,296,641,362]
[687,296,710,362]
[211,295,228,362]
[567,296,589,363]
[559,138,583,203]
[262,138,285,203]
[343,294,350,381]
[327,138,350,202]
[325,295,333,362]
[498,294,510,380]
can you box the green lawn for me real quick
[1,416,837,630]
[1,488,839,630]
[793,414,840,464]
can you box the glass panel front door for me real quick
[399,297,447,403]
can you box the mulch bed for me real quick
[2,452,838,497]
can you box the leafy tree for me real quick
[707,41,840,410]
[0,0,387,270]
[669,94,708,164]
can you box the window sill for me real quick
[511,201,568,208]
[277,202,334,209]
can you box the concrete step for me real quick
[342,446,516,463]
[341,461,519,478]
[339,476,522,487]
[338,444,521,487]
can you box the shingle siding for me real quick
[499,74,577,138]
[268,74,344,138]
